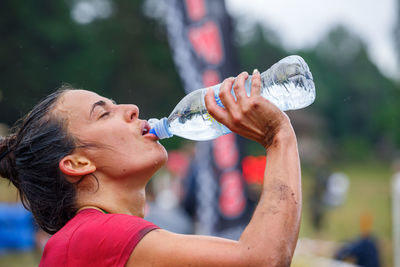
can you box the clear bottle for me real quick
[149,55,315,141]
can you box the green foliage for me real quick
[236,24,286,72]
[305,26,400,156]
[235,23,400,159]
[0,0,183,128]
[0,1,399,157]
[300,160,393,266]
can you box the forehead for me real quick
[55,89,105,122]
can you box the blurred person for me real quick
[391,158,400,267]
[334,212,380,267]
[309,156,330,232]
[144,164,193,234]
[0,70,302,266]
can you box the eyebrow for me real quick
[89,99,117,118]
[90,100,107,118]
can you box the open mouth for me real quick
[142,121,151,135]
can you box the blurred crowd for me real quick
[1,138,398,267]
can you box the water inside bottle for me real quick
[260,70,315,111]
[167,89,231,141]
[160,55,315,141]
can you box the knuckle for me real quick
[242,104,251,115]
[250,98,261,109]
[208,110,220,121]
[231,113,243,124]
[207,103,217,115]
[233,81,240,91]
[218,91,226,100]
[206,104,215,114]
[219,89,230,100]
[223,77,234,85]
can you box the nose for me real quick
[122,104,139,122]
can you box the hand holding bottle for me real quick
[141,67,302,267]
[149,55,314,141]
[205,69,292,149]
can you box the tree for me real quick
[236,22,400,159]
[301,26,400,159]
[0,0,182,130]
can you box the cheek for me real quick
[119,141,168,174]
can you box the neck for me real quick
[76,174,148,217]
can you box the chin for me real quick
[151,146,168,170]
[157,142,168,162]
[145,157,167,179]
[158,148,168,167]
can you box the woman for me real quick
[0,70,302,266]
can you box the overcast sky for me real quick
[226,0,399,80]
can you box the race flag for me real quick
[159,0,254,238]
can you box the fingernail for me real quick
[253,69,259,74]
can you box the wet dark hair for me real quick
[0,85,78,234]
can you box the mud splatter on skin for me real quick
[265,179,298,215]
[277,183,289,201]
[271,181,291,202]
[262,122,281,149]
[291,192,297,204]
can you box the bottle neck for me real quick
[149,117,173,140]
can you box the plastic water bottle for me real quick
[149,55,315,141]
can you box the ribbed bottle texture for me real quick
[149,55,315,141]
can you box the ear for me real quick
[59,154,96,177]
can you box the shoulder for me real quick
[74,209,158,236]
[41,209,158,267]
[77,210,159,247]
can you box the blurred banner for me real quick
[162,0,253,238]
[0,203,35,254]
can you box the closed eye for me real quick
[99,111,110,119]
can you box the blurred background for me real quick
[0,0,399,266]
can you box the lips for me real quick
[141,120,159,141]
[141,121,151,135]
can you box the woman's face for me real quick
[55,90,167,180]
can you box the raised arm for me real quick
[128,70,302,267]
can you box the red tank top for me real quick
[40,208,159,267]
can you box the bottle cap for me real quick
[148,118,172,139]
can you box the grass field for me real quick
[0,251,40,267]
[0,161,394,266]
[296,161,393,266]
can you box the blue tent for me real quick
[0,203,34,254]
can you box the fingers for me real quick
[204,87,228,125]
[250,69,261,96]
[205,72,257,131]
[218,77,236,110]
[232,72,249,103]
